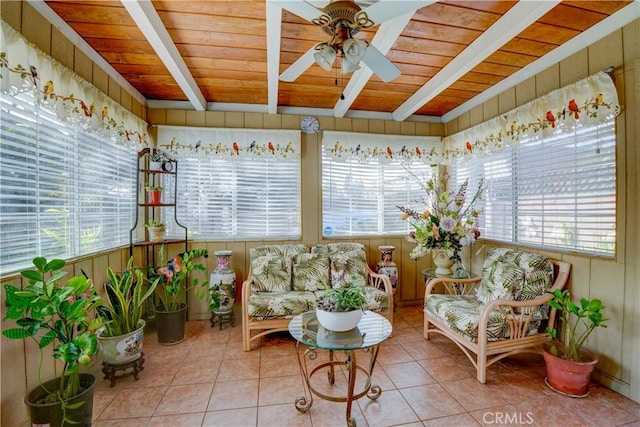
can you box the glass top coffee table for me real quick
[288,310,392,427]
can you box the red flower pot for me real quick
[147,190,161,205]
[543,342,598,397]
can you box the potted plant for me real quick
[543,288,608,397]
[2,257,103,426]
[315,280,367,332]
[150,247,209,344]
[96,258,159,365]
[148,150,164,171]
[144,220,165,242]
[145,185,163,205]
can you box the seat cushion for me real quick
[425,295,507,342]
[312,242,366,255]
[250,244,308,292]
[248,291,317,320]
[329,249,368,289]
[474,260,525,303]
[292,252,330,291]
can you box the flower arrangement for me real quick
[398,170,485,262]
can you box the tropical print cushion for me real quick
[425,295,507,342]
[329,249,368,289]
[312,242,366,255]
[248,291,317,320]
[474,260,525,304]
[250,244,308,293]
[292,252,330,291]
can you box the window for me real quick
[0,92,137,274]
[449,121,616,257]
[171,156,301,240]
[321,147,435,237]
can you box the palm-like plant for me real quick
[98,258,159,337]
[2,257,103,403]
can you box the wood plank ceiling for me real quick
[39,0,637,122]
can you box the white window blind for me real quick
[449,121,616,257]
[170,156,301,240]
[322,147,435,237]
[0,92,137,274]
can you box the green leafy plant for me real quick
[546,289,608,362]
[144,220,165,228]
[151,247,209,312]
[316,281,366,312]
[2,257,103,412]
[144,185,163,192]
[97,258,159,337]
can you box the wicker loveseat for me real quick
[241,242,393,351]
[424,248,571,383]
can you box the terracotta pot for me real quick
[147,190,162,205]
[543,342,598,397]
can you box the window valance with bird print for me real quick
[441,70,620,164]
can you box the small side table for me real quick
[421,268,476,295]
[288,311,392,427]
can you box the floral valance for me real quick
[441,71,620,163]
[322,131,441,164]
[0,21,149,147]
[156,126,300,161]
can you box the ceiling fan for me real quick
[275,0,431,83]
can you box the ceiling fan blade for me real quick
[363,0,436,24]
[362,45,401,82]
[279,46,317,82]
[269,0,323,21]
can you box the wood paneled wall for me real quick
[445,20,640,402]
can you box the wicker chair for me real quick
[423,248,571,383]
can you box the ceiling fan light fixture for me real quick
[341,56,361,74]
[314,44,337,71]
[343,38,367,65]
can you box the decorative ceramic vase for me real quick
[209,250,236,314]
[97,320,145,365]
[315,308,363,332]
[376,245,398,294]
[432,248,454,276]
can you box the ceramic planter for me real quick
[315,308,362,332]
[155,303,187,345]
[543,342,598,397]
[147,226,165,242]
[25,373,96,427]
[97,320,145,365]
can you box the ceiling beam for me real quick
[442,0,640,123]
[392,0,561,122]
[121,0,206,111]
[333,0,436,118]
[26,0,146,106]
[266,2,283,114]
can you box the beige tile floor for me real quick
[91,305,640,427]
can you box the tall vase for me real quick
[432,248,454,276]
[209,250,236,314]
[376,245,398,294]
